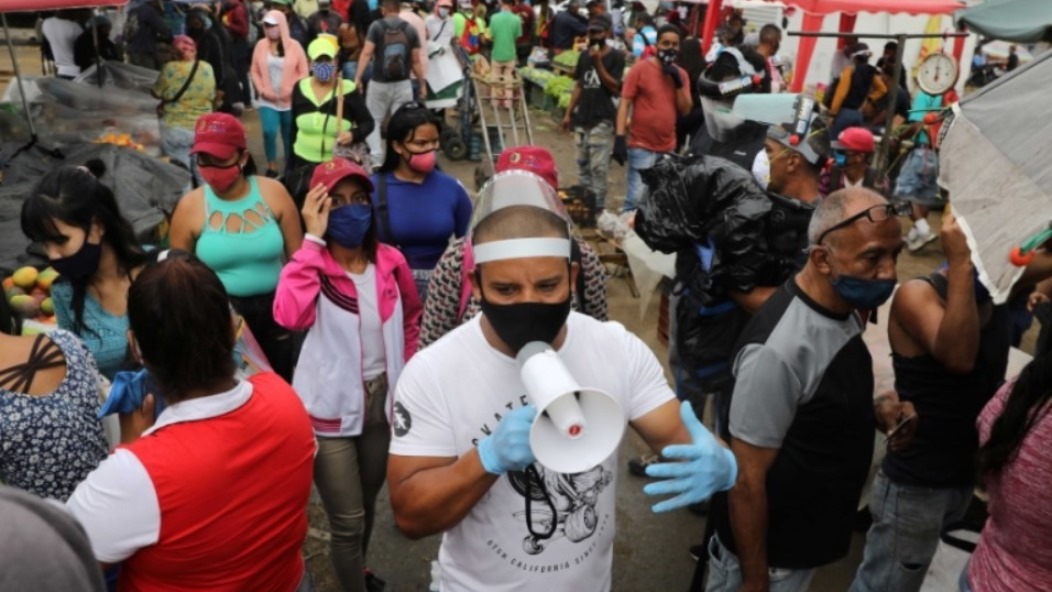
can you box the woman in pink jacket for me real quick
[273,157,420,592]
[251,10,309,178]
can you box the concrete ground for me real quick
[2,33,1033,591]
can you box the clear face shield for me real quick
[470,170,572,230]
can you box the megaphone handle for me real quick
[525,465,558,541]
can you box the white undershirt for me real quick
[42,17,83,77]
[348,264,386,380]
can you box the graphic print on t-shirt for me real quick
[473,397,614,570]
[393,400,412,437]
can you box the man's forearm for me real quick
[729,478,770,589]
[565,84,582,122]
[413,52,426,89]
[934,262,979,373]
[616,99,630,135]
[676,84,692,114]
[389,449,500,539]
[594,56,621,95]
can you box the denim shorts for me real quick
[894,147,942,207]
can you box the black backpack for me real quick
[379,20,411,81]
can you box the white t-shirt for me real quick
[42,17,84,77]
[256,53,290,111]
[348,264,386,380]
[389,312,673,592]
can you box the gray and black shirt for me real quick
[712,278,876,569]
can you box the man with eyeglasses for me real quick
[701,187,917,592]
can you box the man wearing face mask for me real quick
[561,15,624,212]
[387,204,737,591]
[696,187,915,592]
[826,126,888,196]
[307,0,344,43]
[615,24,692,212]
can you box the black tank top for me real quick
[883,272,1011,487]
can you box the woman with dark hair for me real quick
[274,158,420,592]
[168,112,303,381]
[371,102,472,303]
[20,164,149,380]
[251,9,310,177]
[0,293,107,501]
[66,252,316,591]
[963,363,1052,591]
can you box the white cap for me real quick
[262,14,279,25]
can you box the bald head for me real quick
[472,205,570,247]
[807,187,889,247]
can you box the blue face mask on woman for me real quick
[313,61,336,83]
[326,204,373,249]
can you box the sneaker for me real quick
[627,453,666,477]
[905,225,919,243]
[907,229,937,252]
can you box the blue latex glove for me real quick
[98,369,165,420]
[477,405,537,475]
[643,401,738,513]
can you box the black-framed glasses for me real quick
[817,202,910,246]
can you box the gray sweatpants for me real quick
[365,79,414,160]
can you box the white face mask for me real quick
[439,6,450,16]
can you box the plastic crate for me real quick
[559,185,597,228]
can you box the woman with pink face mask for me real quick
[168,113,303,382]
[251,10,309,178]
[370,103,472,304]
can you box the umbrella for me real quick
[955,0,1052,44]
[939,48,1052,303]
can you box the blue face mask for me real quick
[326,204,373,249]
[831,275,896,310]
[313,61,336,82]
[833,151,847,167]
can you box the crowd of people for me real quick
[6,3,1052,592]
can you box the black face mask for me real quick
[50,240,102,281]
[479,290,572,354]
[589,37,605,49]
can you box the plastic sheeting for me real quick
[634,153,772,254]
[2,69,162,154]
[0,141,189,273]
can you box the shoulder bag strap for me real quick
[164,59,201,106]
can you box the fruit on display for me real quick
[95,131,146,152]
[3,266,59,325]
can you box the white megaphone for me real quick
[516,341,626,474]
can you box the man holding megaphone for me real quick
[387,204,737,591]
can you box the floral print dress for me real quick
[0,330,108,501]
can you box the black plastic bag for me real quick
[635,153,771,254]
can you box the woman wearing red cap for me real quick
[168,112,303,381]
[273,158,420,592]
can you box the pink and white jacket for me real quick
[274,238,421,437]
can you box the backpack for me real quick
[460,15,481,55]
[379,20,411,80]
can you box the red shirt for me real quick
[118,374,315,592]
[511,4,534,46]
[622,58,685,153]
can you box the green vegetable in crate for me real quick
[553,49,580,69]
[544,75,575,97]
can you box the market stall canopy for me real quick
[955,0,1052,43]
[704,0,966,91]
[939,47,1052,303]
[0,0,127,10]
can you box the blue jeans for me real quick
[958,559,972,592]
[706,535,816,592]
[258,106,293,165]
[342,61,373,86]
[832,107,864,140]
[624,146,659,213]
[849,470,973,592]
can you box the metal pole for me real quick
[875,34,906,172]
[91,9,104,88]
[2,13,37,138]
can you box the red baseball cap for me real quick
[309,158,374,193]
[190,113,248,160]
[831,127,875,153]
[496,146,558,191]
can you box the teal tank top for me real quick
[195,177,286,297]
